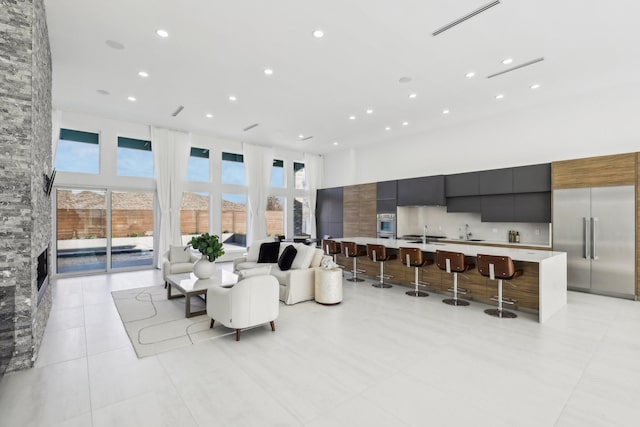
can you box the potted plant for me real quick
[189,233,225,279]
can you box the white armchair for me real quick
[207,275,280,341]
[162,245,199,288]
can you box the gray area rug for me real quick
[111,285,235,358]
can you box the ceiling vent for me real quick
[243,123,259,132]
[300,136,313,141]
[487,57,545,78]
[171,105,184,117]
[432,1,501,36]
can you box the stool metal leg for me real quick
[443,272,470,306]
[372,260,392,288]
[406,266,428,297]
[484,279,517,318]
[346,256,364,282]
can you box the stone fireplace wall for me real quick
[0,0,52,374]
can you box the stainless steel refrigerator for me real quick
[553,185,635,299]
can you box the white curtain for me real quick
[152,127,191,267]
[243,143,273,244]
[51,109,62,165]
[304,153,323,238]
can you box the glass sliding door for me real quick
[110,191,154,269]
[56,188,107,274]
[267,196,286,238]
[221,193,247,255]
[181,192,210,245]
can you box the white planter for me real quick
[193,256,216,279]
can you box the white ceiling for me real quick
[44,0,640,154]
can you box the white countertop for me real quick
[334,237,565,263]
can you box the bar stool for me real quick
[322,239,341,263]
[367,244,397,288]
[477,254,522,318]
[399,247,433,297]
[341,241,365,282]
[435,250,473,306]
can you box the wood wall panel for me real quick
[637,153,640,297]
[342,183,377,238]
[552,153,636,189]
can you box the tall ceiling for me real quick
[44,0,640,154]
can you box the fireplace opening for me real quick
[37,247,49,306]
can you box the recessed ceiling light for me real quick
[495,94,505,99]
[399,76,412,84]
[530,83,541,90]
[206,113,213,118]
[228,95,237,101]
[465,72,475,78]
[138,71,149,78]
[156,29,169,38]
[409,93,417,99]
[105,40,125,50]
[333,141,339,146]
[96,89,110,95]
[298,134,305,139]
[264,68,273,75]
[442,109,450,114]
[366,109,373,114]
[502,58,513,65]
[402,121,409,126]
[349,115,356,120]
[312,29,324,38]
[385,126,391,131]
[127,96,136,102]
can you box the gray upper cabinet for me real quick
[481,195,515,222]
[397,175,445,206]
[478,168,513,195]
[513,163,551,193]
[446,196,481,213]
[445,172,479,197]
[514,192,551,223]
[376,180,397,200]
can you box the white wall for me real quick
[322,83,640,188]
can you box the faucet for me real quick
[465,224,472,240]
[422,225,428,244]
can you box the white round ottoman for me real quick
[315,268,343,305]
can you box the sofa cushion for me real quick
[310,248,324,268]
[258,241,281,263]
[170,262,195,274]
[236,261,263,271]
[247,239,271,262]
[270,266,290,285]
[278,245,297,271]
[291,243,315,270]
[170,245,191,263]
[238,265,272,280]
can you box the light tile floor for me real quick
[1,265,639,426]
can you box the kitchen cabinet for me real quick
[446,196,481,213]
[481,195,515,222]
[481,193,551,223]
[376,180,397,213]
[316,187,343,238]
[478,168,513,195]
[513,163,551,193]
[343,183,376,237]
[445,172,479,197]
[397,175,445,206]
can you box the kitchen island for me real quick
[334,237,567,323]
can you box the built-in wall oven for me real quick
[376,213,396,239]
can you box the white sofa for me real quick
[233,241,331,305]
[162,245,199,287]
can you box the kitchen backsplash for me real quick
[397,206,551,246]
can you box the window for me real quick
[222,193,247,253]
[294,162,306,190]
[221,152,246,185]
[180,192,210,245]
[271,159,284,188]
[54,128,100,174]
[187,147,210,182]
[117,137,153,178]
[294,197,310,236]
[267,196,285,237]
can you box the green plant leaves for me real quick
[189,233,225,262]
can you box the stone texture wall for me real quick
[0,0,52,374]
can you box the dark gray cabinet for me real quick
[316,187,343,238]
[481,195,515,222]
[513,163,551,193]
[445,172,479,197]
[446,196,481,213]
[514,192,551,223]
[376,180,397,213]
[479,168,513,195]
[397,175,445,206]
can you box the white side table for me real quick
[315,268,343,305]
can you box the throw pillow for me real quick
[170,245,191,263]
[258,241,281,263]
[247,239,270,262]
[291,243,316,269]
[310,248,324,268]
[239,265,272,280]
[278,245,298,271]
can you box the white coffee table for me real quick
[167,270,239,318]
